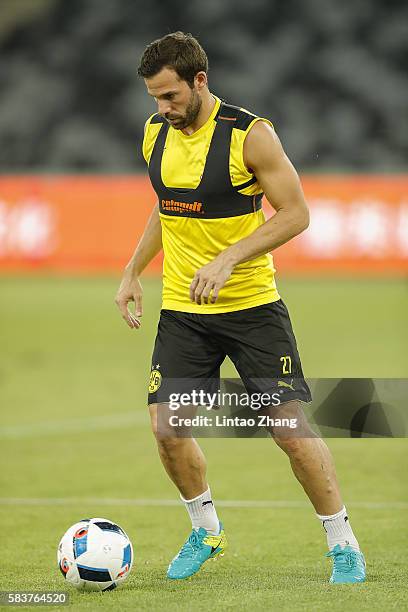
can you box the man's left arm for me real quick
[190,121,310,304]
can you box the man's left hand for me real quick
[189,256,234,304]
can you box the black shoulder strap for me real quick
[215,102,240,121]
[149,113,166,125]
[202,103,261,193]
[147,117,169,188]
[234,109,258,131]
[200,103,240,191]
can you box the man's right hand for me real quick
[115,273,143,329]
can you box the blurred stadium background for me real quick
[0,0,407,609]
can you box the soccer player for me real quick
[115,32,366,583]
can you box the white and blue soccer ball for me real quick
[57,517,133,591]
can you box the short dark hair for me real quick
[137,31,208,87]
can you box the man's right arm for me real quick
[115,202,162,329]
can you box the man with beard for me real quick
[115,31,366,584]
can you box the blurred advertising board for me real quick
[0,175,406,275]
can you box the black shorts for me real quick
[147,300,312,406]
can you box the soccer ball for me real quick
[57,517,133,591]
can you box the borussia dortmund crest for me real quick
[149,369,162,393]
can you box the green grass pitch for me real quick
[0,276,407,611]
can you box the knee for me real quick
[149,412,180,454]
[274,436,304,457]
[156,435,184,458]
[150,416,179,452]
[149,403,171,440]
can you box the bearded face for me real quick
[145,67,206,131]
[164,87,202,130]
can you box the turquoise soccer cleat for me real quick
[167,523,227,580]
[326,544,366,583]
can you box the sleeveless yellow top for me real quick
[142,96,280,313]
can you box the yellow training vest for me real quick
[143,96,280,313]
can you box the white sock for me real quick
[317,505,360,552]
[181,487,220,535]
